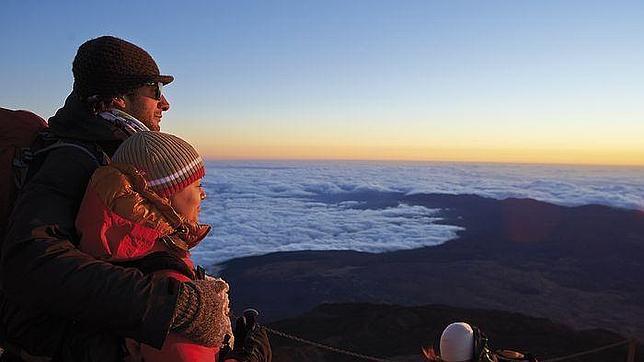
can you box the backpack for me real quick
[0,107,104,240]
[0,108,47,238]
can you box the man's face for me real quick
[121,84,170,131]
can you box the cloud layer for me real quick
[192,161,644,267]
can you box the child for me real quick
[76,131,232,361]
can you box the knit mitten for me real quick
[171,278,232,347]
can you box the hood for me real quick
[76,163,211,262]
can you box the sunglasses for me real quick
[144,81,164,101]
[127,82,164,101]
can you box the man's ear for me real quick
[112,96,127,109]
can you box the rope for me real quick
[540,339,631,362]
[264,325,634,362]
[263,326,397,362]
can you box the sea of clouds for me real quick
[193,161,644,267]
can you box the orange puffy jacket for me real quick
[76,163,232,362]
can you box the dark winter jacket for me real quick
[0,93,180,360]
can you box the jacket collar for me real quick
[48,92,125,142]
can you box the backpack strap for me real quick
[12,135,108,191]
[33,141,101,166]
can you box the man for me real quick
[0,36,270,361]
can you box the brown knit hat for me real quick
[72,35,174,99]
[112,132,205,198]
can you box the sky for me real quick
[1,0,643,166]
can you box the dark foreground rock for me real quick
[267,303,641,362]
[219,193,644,340]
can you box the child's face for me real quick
[169,178,205,222]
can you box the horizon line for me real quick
[201,157,644,168]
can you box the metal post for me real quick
[626,338,637,362]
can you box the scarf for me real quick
[98,109,150,139]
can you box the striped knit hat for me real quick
[113,132,205,197]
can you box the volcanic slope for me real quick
[220,193,644,339]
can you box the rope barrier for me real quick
[540,339,631,362]
[263,326,397,362]
[264,325,635,362]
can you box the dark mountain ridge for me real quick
[219,193,644,339]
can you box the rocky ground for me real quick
[266,303,641,362]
